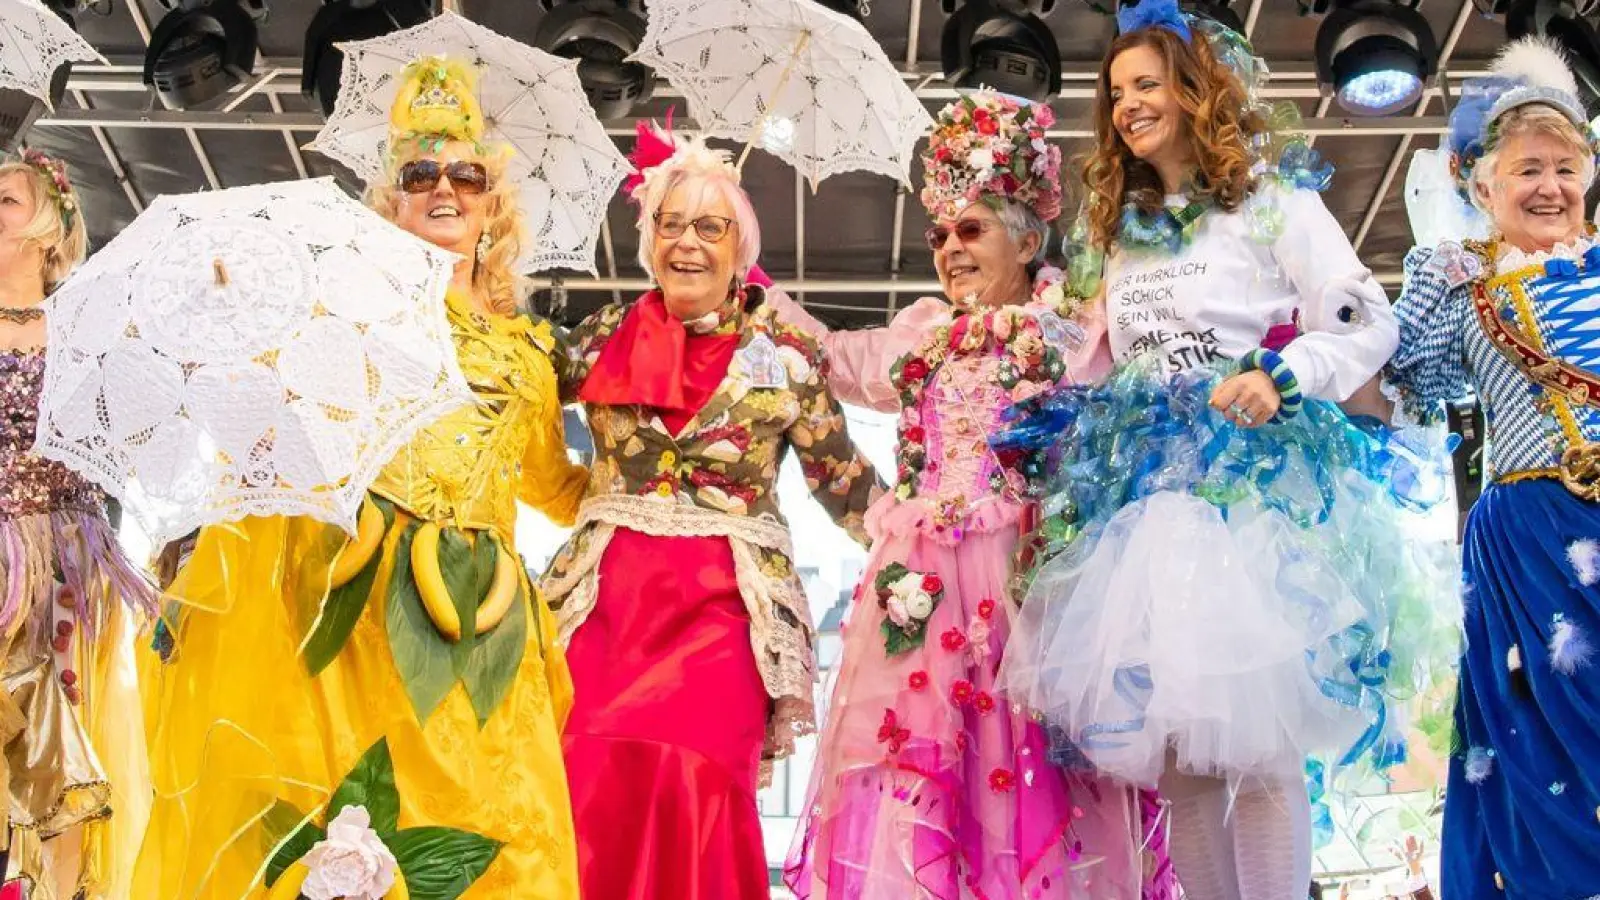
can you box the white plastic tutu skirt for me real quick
[995,358,1461,785]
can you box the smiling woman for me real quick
[542,129,879,900]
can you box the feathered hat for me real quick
[1447,37,1595,200]
[920,93,1064,223]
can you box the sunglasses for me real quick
[397,159,490,195]
[654,212,736,243]
[924,219,993,251]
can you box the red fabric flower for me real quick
[877,709,911,753]
[989,767,1016,793]
[1000,172,1020,194]
[974,691,996,715]
[941,628,968,653]
[902,358,930,381]
[935,146,953,163]
[977,598,996,620]
[974,110,999,136]
[950,679,975,705]
[908,671,929,691]
[955,732,970,753]
[922,573,944,594]
[904,425,926,445]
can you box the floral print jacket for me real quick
[540,285,880,767]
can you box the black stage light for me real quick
[1180,0,1245,32]
[143,0,268,111]
[1505,0,1600,114]
[303,0,436,117]
[534,0,654,121]
[1312,0,1438,116]
[940,0,1063,102]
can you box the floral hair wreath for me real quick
[19,149,78,235]
[919,93,1064,224]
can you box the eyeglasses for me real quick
[654,212,736,243]
[924,219,993,251]
[397,159,490,195]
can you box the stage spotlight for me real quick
[534,0,654,121]
[303,0,436,117]
[1505,0,1600,112]
[143,0,268,111]
[1313,0,1438,116]
[1180,0,1245,32]
[940,0,1063,103]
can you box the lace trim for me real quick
[542,495,816,775]
[1495,232,1600,274]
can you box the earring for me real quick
[476,233,491,263]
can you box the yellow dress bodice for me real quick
[369,289,585,534]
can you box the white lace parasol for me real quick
[305,11,629,275]
[0,0,106,106]
[33,178,470,546]
[630,0,932,187]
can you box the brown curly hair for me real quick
[366,137,524,316]
[1081,27,1266,251]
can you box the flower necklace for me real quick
[888,274,1083,503]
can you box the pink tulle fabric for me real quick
[775,292,1175,900]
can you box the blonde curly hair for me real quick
[0,159,88,290]
[366,137,525,316]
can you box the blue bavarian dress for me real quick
[1387,237,1600,900]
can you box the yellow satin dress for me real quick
[134,289,586,899]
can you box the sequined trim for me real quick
[1495,468,1562,485]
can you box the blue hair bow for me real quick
[1116,0,1192,41]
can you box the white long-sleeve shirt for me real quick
[1105,187,1398,402]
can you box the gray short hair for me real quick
[993,199,1050,265]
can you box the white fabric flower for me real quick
[903,590,935,621]
[886,593,911,627]
[893,571,924,596]
[301,806,398,900]
[967,148,995,173]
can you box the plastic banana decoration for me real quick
[266,864,309,900]
[410,525,521,642]
[329,499,386,589]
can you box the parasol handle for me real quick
[737,30,812,172]
[213,258,230,287]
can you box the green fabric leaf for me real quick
[262,800,324,888]
[881,618,926,658]
[463,579,526,728]
[328,738,401,836]
[386,522,458,723]
[437,528,478,677]
[388,827,503,900]
[471,532,496,602]
[304,498,395,675]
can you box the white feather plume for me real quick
[1492,37,1582,100]
[1464,746,1495,784]
[1549,616,1594,676]
[1567,539,1600,586]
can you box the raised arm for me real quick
[1382,243,1474,423]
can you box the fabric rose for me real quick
[886,593,911,627]
[967,147,995,172]
[300,806,398,900]
[904,590,935,620]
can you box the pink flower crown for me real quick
[919,94,1063,224]
[19,149,78,234]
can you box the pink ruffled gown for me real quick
[775,294,1177,900]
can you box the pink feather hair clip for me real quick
[625,110,773,289]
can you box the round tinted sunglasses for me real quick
[397,159,490,195]
[924,219,993,251]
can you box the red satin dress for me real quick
[564,295,773,900]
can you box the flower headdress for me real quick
[919,93,1064,223]
[1446,38,1598,203]
[18,149,78,235]
[387,55,490,159]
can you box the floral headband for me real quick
[19,149,78,235]
[920,93,1063,223]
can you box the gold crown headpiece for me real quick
[388,55,486,156]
